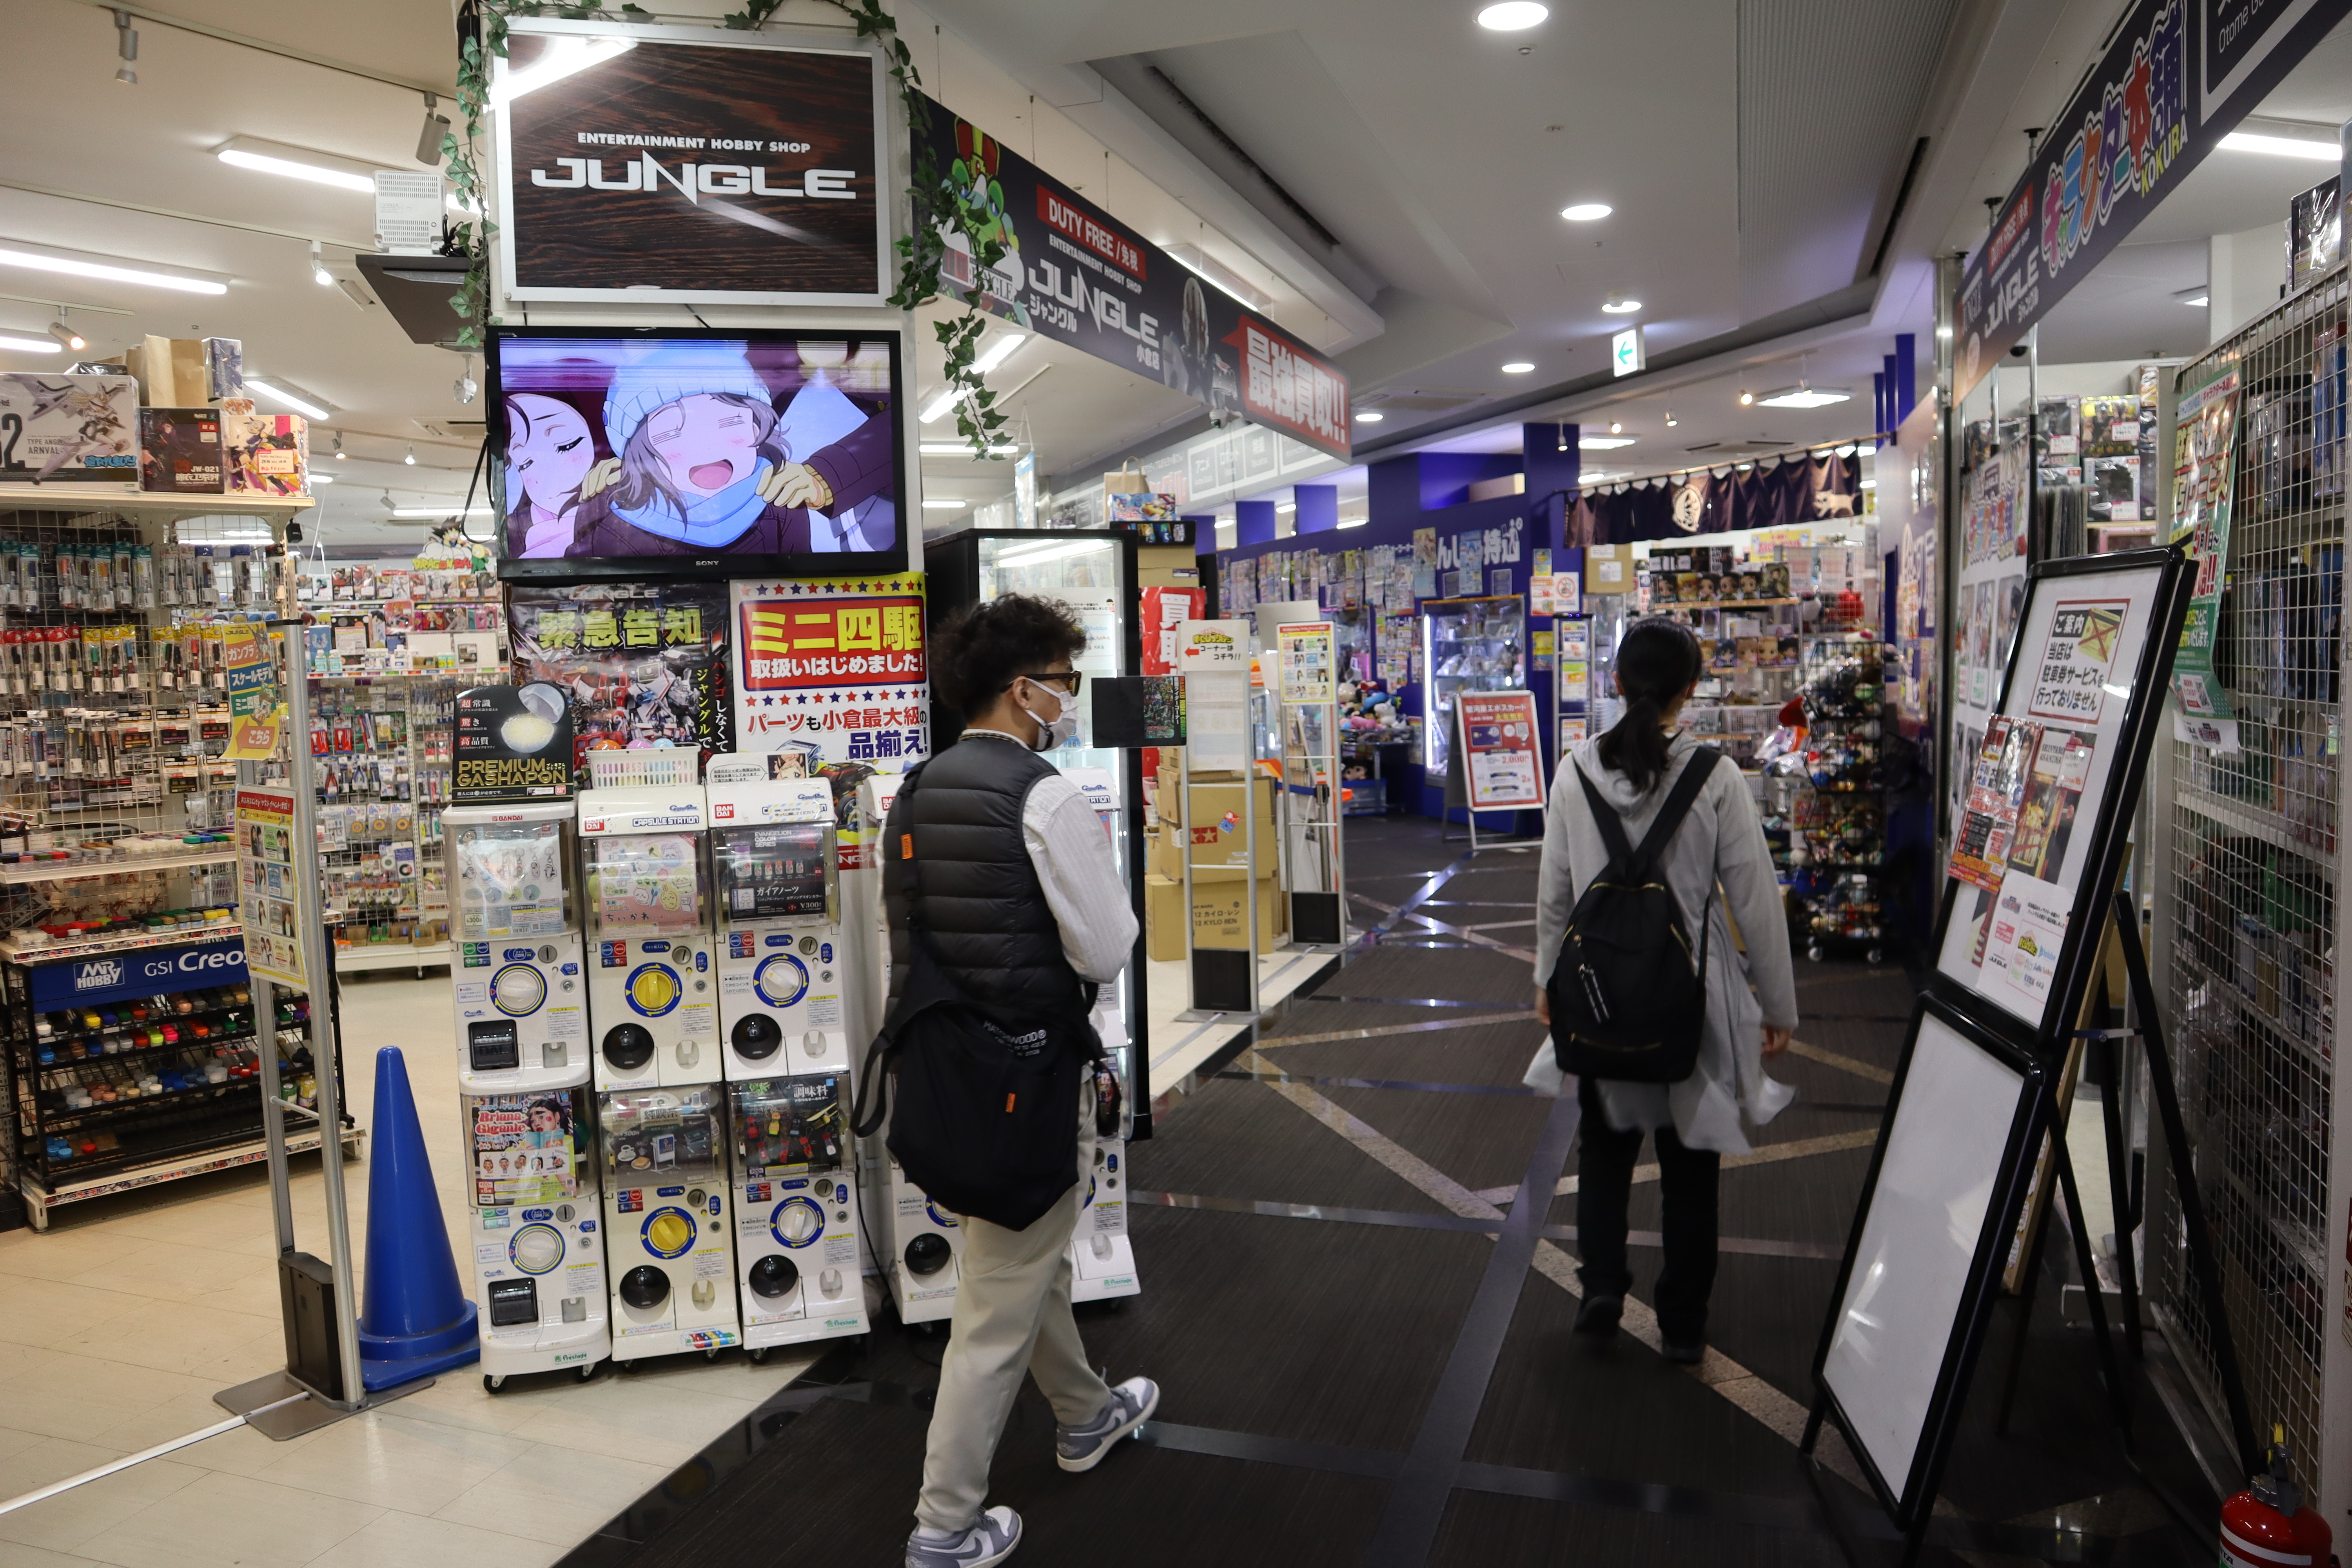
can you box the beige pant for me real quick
[914,1082,1111,1533]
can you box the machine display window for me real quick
[713,824,835,923]
[466,1087,588,1207]
[453,818,573,940]
[601,1086,727,1185]
[735,1076,848,1175]
[584,833,707,936]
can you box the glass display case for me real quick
[1421,595,1528,772]
[711,822,833,924]
[920,529,1150,1137]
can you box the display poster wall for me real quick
[493,19,890,304]
[1951,0,2352,401]
[919,95,1351,460]
[1933,552,2184,1035]
[510,583,732,769]
[1946,439,2030,842]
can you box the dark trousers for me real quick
[1575,1074,1721,1343]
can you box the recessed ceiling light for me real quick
[1755,385,1852,409]
[1355,411,1384,424]
[216,137,379,194]
[1601,295,1641,314]
[2219,130,2340,161]
[0,244,226,295]
[1476,2,1548,30]
[1579,436,1635,450]
[1560,203,1612,222]
[1501,361,1535,374]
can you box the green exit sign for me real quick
[1610,326,1644,377]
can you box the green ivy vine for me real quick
[442,0,1011,459]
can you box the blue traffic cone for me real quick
[355,1046,478,1390]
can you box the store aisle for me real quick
[532,816,2220,1568]
[0,972,819,1568]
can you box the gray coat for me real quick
[1533,731,1799,1153]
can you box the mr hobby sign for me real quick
[494,19,891,305]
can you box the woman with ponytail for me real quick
[1532,616,1798,1363]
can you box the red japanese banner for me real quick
[730,575,932,773]
[1225,314,1352,459]
[739,595,925,690]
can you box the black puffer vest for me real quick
[883,736,1083,1016]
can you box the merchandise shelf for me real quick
[0,485,314,519]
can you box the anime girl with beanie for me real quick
[565,340,894,558]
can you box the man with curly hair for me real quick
[889,593,1155,1568]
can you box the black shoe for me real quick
[1575,1294,1623,1334]
[1661,1338,1704,1365]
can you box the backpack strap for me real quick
[1574,764,1637,871]
[1627,748,1721,875]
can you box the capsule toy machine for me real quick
[704,760,846,1080]
[598,1083,739,1360]
[465,1085,608,1387]
[846,771,963,1323]
[576,763,717,1089]
[445,800,586,1093]
[731,1073,868,1356]
[1060,765,1140,1305]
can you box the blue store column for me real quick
[1236,499,1278,547]
[1294,485,1338,535]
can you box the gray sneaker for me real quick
[906,1506,1021,1568]
[1056,1376,1159,1473]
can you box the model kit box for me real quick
[0,373,139,484]
[222,412,309,497]
[139,408,228,494]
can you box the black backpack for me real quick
[1548,749,1720,1084]
[851,763,1104,1231]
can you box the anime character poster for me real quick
[492,333,901,565]
[509,584,731,771]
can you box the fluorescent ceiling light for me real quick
[1276,501,1296,514]
[1501,361,1535,374]
[1860,479,1877,488]
[1579,435,1634,450]
[2177,287,2209,305]
[0,244,226,295]
[2219,131,2339,161]
[1477,2,1548,29]
[310,474,334,483]
[390,505,494,517]
[918,390,960,423]
[996,539,1110,567]
[246,375,334,419]
[215,137,379,194]
[1755,385,1851,409]
[0,333,62,354]
[919,441,1020,457]
[1577,470,1619,484]
[1337,518,1366,529]
[971,333,1027,375]
[1601,296,1641,314]
[920,499,967,509]
[1354,411,1384,424]
[494,36,636,106]
[1165,243,1274,311]
[1560,203,1612,222]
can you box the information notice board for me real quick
[1456,690,1545,811]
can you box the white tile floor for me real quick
[0,972,820,1568]
[1144,947,1334,1090]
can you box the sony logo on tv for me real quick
[528,154,860,202]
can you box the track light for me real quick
[112,8,136,85]
[332,430,346,460]
[404,445,417,466]
[47,319,85,352]
[1608,420,1622,435]
[417,92,450,167]
[1665,410,1678,427]
[453,354,477,405]
[310,241,332,287]
[1739,390,1755,406]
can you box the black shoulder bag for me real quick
[1547,748,1722,1084]
[850,763,1104,1231]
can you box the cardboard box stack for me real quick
[1144,767,1284,961]
[119,335,304,497]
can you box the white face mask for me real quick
[1020,677,1080,751]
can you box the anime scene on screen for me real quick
[495,335,898,562]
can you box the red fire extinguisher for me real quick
[2220,1426,2338,1568]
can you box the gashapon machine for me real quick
[445,801,586,1092]
[847,771,964,1324]
[730,1073,868,1356]
[704,759,846,1080]
[464,1085,608,1387]
[598,1083,740,1360]
[576,755,717,1089]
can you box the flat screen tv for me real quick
[488,326,907,581]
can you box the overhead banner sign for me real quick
[920,95,1352,459]
[494,18,890,305]
[1953,0,2352,402]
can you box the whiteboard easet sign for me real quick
[1455,690,1546,811]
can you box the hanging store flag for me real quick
[2167,367,2243,748]
[236,788,309,989]
[1456,690,1546,811]
[1274,622,1336,704]
[729,574,929,770]
[1951,0,2352,402]
[920,95,1351,459]
[493,18,890,304]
